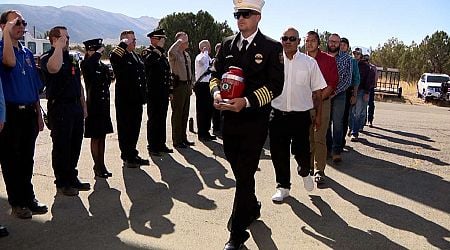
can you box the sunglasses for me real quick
[15,19,27,27]
[233,11,258,19]
[281,36,298,42]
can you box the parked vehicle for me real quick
[417,73,450,100]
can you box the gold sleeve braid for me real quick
[253,86,273,107]
[112,47,125,57]
[210,77,221,92]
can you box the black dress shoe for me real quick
[224,231,250,250]
[28,199,48,215]
[94,165,111,178]
[0,225,8,237]
[135,156,150,165]
[71,180,91,191]
[149,150,162,157]
[160,146,174,153]
[199,134,217,141]
[174,143,187,148]
[182,140,195,146]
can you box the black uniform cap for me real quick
[83,38,103,50]
[147,28,167,38]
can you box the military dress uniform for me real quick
[109,41,147,164]
[141,43,171,153]
[210,30,284,238]
[81,48,113,138]
[40,48,85,191]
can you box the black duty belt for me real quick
[6,103,35,111]
[273,109,308,116]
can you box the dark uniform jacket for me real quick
[81,52,111,115]
[210,30,284,115]
[141,44,171,98]
[40,48,82,102]
[109,42,146,104]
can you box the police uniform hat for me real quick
[233,0,265,13]
[83,38,103,51]
[147,28,167,38]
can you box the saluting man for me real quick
[40,26,90,196]
[0,10,47,218]
[209,1,284,249]
[141,28,173,156]
[110,30,149,168]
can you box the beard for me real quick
[327,45,339,53]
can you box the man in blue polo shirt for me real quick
[0,10,47,219]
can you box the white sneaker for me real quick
[271,188,290,202]
[302,175,314,192]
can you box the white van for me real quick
[417,73,450,99]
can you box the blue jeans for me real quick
[330,92,346,154]
[351,90,369,136]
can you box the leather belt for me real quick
[273,109,306,116]
[6,103,35,111]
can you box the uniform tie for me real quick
[241,39,248,54]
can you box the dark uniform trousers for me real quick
[116,99,142,161]
[147,92,169,151]
[49,101,84,187]
[210,31,284,239]
[269,109,312,189]
[223,111,269,232]
[0,104,38,206]
[194,81,214,136]
[171,81,191,145]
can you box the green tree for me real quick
[371,38,407,69]
[419,30,450,74]
[158,11,233,56]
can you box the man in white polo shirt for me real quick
[270,27,327,202]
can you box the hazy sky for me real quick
[3,0,449,48]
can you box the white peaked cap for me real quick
[233,0,265,13]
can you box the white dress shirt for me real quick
[272,51,327,112]
[195,51,211,82]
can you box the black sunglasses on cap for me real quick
[281,36,298,42]
[233,10,258,19]
[15,19,27,27]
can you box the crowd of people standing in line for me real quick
[0,1,378,248]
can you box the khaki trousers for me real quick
[310,98,331,172]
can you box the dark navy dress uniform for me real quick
[40,48,84,188]
[210,31,284,236]
[0,40,42,208]
[141,44,171,152]
[81,51,113,138]
[109,42,146,162]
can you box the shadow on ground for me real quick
[285,196,407,249]
[0,180,140,249]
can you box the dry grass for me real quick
[375,81,450,107]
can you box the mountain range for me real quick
[0,4,159,45]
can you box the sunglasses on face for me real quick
[15,19,27,27]
[281,36,298,42]
[233,11,257,19]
